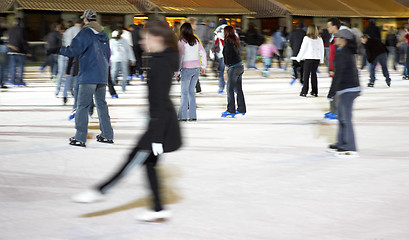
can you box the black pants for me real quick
[97,147,162,212]
[301,59,320,95]
[227,65,246,113]
[292,60,304,83]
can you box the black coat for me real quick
[8,25,29,54]
[289,29,306,56]
[137,48,182,153]
[385,34,397,47]
[364,24,381,40]
[363,38,388,63]
[223,41,242,67]
[244,31,264,46]
[328,46,360,98]
[46,30,62,55]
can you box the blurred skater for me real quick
[327,29,360,157]
[71,20,182,222]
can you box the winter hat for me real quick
[80,9,97,21]
[334,29,353,40]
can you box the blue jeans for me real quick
[215,56,225,92]
[262,57,272,77]
[370,52,391,84]
[246,45,257,68]
[111,61,129,92]
[178,68,200,120]
[337,91,360,151]
[55,55,69,95]
[8,54,26,85]
[227,64,246,113]
[75,84,113,142]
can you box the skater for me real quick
[177,22,207,121]
[60,18,82,105]
[296,24,324,97]
[289,22,306,84]
[184,17,203,94]
[110,28,136,93]
[45,23,62,82]
[327,29,360,157]
[211,19,228,94]
[221,25,246,118]
[244,23,263,69]
[8,17,29,86]
[273,26,286,69]
[258,36,279,77]
[60,9,114,147]
[71,20,182,222]
[361,34,391,87]
[325,18,350,120]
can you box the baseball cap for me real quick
[80,9,97,20]
[334,29,353,40]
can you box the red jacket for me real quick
[329,38,337,75]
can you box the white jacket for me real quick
[296,36,324,63]
[109,38,136,63]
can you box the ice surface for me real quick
[0,65,408,240]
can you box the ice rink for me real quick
[1,64,408,240]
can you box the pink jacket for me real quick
[258,43,279,58]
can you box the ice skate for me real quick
[327,144,338,153]
[68,110,76,121]
[235,110,245,116]
[324,112,331,119]
[71,189,104,203]
[328,113,338,120]
[221,111,235,118]
[96,135,114,144]
[135,209,171,223]
[334,150,359,158]
[69,137,85,147]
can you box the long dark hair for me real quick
[145,20,178,51]
[224,25,239,49]
[180,22,198,46]
[113,28,123,40]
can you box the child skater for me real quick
[327,29,360,157]
[221,25,246,118]
[258,36,279,77]
[71,20,182,222]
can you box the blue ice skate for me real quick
[221,111,235,118]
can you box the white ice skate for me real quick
[334,151,359,158]
[71,189,104,203]
[135,209,171,223]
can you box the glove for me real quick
[327,97,334,102]
[152,143,163,156]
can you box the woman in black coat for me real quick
[327,29,360,158]
[71,21,182,222]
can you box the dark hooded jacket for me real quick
[60,21,110,85]
[137,48,182,153]
[328,44,360,98]
[289,28,306,57]
[8,25,29,54]
[363,38,388,63]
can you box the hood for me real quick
[150,48,179,72]
[83,21,104,33]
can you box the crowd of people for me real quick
[1,12,408,221]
